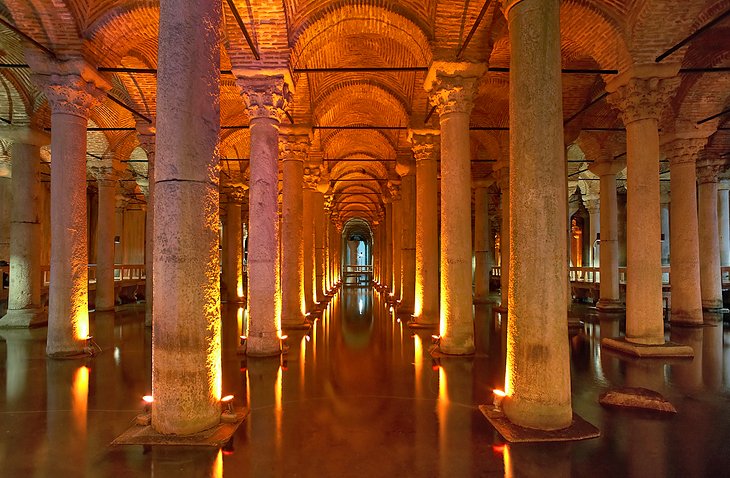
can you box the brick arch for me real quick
[329,156,388,181]
[4,0,83,55]
[322,130,397,160]
[314,82,409,131]
[85,1,159,66]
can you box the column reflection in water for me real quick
[702,314,723,391]
[504,443,572,478]
[437,358,473,478]
[246,357,283,477]
[149,447,220,478]
[1,330,34,406]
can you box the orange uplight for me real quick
[493,389,507,397]
[142,395,154,403]
[212,449,223,478]
[280,335,288,340]
[221,395,234,403]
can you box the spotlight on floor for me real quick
[492,389,506,409]
[220,394,237,422]
[137,395,153,425]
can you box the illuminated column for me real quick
[606,66,680,345]
[660,187,670,266]
[496,165,510,309]
[473,178,494,303]
[425,61,485,355]
[589,159,625,311]
[697,159,725,311]
[719,181,730,271]
[0,128,48,328]
[409,129,440,326]
[279,126,309,327]
[397,159,416,313]
[237,72,292,355]
[384,200,393,291]
[225,187,245,303]
[29,62,110,356]
[584,198,600,267]
[92,166,119,312]
[388,180,402,301]
[664,137,706,325]
[302,167,318,311]
[314,177,328,303]
[137,125,156,327]
[502,0,571,430]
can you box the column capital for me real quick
[718,179,730,191]
[387,179,401,201]
[115,193,129,211]
[396,157,415,177]
[226,186,247,204]
[236,72,293,122]
[584,198,600,215]
[424,61,486,116]
[303,165,321,190]
[495,163,510,190]
[0,126,50,146]
[697,158,726,184]
[136,121,156,155]
[663,136,708,167]
[279,125,311,162]
[408,129,440,161]
[606,68,680,125]
[588,158,625,176]
[89,165,119,185]
[472,177,495,189]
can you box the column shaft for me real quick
[95,178,118,311]
[225,199,243,303]
[698,176,723,310]
[314,191,326,302]
[399,172,416,313]
[718,185,730,269]
[597,172,622,309]
[303,187,315,310]
[499,172,510,309]
[474,184,492,302]
[280,145,306,327]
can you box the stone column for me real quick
[697,159,725,311]
[302,167,318,311]
[660,187,670,266]
[664,137,706,325]
[152,0,222,434]
[29,63,110,356]
[409,130,440,326]
[589,160,625,311]
[605,65,681,347]
[225,187,245,303]
[279,126,310,328]
[473,178,494,303]
[397,159,416,314]
[719,181,730,273]
[383,200,393,291]
[584,198,600,267]
[501,0,571,430]
[388,181,402,302]
[91,166,119,312]
[425,61,485,355]
[496,165,510,309]
[237,72,292,355]
[137,125,156,327]
[314,178,328,303]
[0,127,49,327]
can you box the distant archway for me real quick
[341,218,373,286]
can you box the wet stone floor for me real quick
[1,287,730,477]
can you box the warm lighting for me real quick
[221,394,235,414]
[212,449,223,478]
[305,335,311,342]
[74,309,90,342]
[280,335,288,340]
[237,284,244,298]
[142,395,154,403]
[72,365,89,431]
[493,389,506,409]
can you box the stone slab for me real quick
[599,387,676,414]
[480,405,600,443]
[407,320,438,330]
[601,337,694,358]
[429,345,474,359]
[111,407,249,447]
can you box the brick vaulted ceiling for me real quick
[0,0,728,223]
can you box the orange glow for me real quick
[503,444,513,478]
[142,395,154,403]
[414,334,423,396]
[209,311,222,401]
[237,284,244,298]
[74,309,90,342]
[493,389,506,397]
[221,394,234,403]
[212,449,223,478]
[72,365,89,431]
[492,444,505,454]
[279,334,288,340]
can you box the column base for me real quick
[702,306,728,313]
[408,317,439,329]
[281,320,310,331]
[702,299,724,311]
[595,300,625,313]
[473,296,495,305]
[601,337,694,358]
[0,308,46,328]
[669,311,705,327]
[430,343,475,357]
[246,336,282,357]
[95,305,116,312]
[480,406,600,443]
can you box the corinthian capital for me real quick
[279,125,311,162]
[236,72,293,122]
[663,137,708,167]
[303,165,321,190]
[35,74,108,118]
[606,76,680,125]
[696,158,726,184]
[227,186,247,203]
[408,129,440,162]
[424,62,486,116]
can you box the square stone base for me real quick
[407,320,438,330]
[601,337,694,358]
[480,405,600,443]
[112,407,248,447]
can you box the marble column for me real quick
[225,187,245,303]
[388,181,402,302]
[237,72,293,355]
[425,61,485,355]
[383,200,393,291]
[664,137,706,325]
[279,126,309,328]
[137,126,156,327]
[660,186,671,266]
[302,167,318,311]
[92,166,119,312]
[589,160,625,311]
[584,198,600,267]
[314,178,328,303]
[473,178,494,303]
[409,130,440,326]
[0,128,49,327]
[606,66,680,346]
[397,159,416,314]
[496,165,510,309]
[697,159,725,311]
[152,0,222,434]
[502,0,571,430]
[29,63,110,356]
[719,181,730,274]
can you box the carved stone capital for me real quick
[424,62,486,117]
[303,165,321,190]
[589,159,625,177]
[696,158,726,184]
[606,76,680,125]
[279,125,311,162]
[409,129,440,162]
[237,74,292,122]
[34,73,107,118]
[227,186,246,204]
[387,180,401,201]
[664,137,708,167]
[89,165,119,185]
[115,194,130,211]
[136,122,156,156]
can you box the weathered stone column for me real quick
[697,159,725,311]
[237,72,292,355]
[91,166,119,312]
[225,187,245,303]
[473,178,494,303]
[605,65,682,348]
[719,180,730,272]
[388,181,402,301]
[425,61,485,355]
[584,198,600,267]
[589,159,625,311]
[152,0,222,434]
[137,125,156,327]
[314,177,328,303]
[279,126,309,328]
[501,0,571,430]
[409,130,440,326]
[664,136,706,325]
[29,61,110,356]
[397,159,416,313]
[302,166,318,310]
[660,187,670,266]
[0,127,49,327]
[496,164,510,309]
[382,201,392,291]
